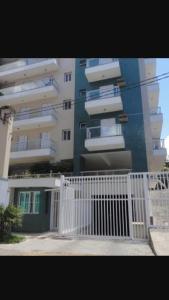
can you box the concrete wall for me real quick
[0,111,13,177]
[14,187,51,232]
[0,178,9,206]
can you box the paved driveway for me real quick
[0,233,154,256]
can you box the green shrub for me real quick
[0,204,23,239]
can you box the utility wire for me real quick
[13,73,168,119]
[14,71,166,115]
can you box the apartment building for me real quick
[74,58,166,175]
[0,58,75,231]
[0,58,167,233]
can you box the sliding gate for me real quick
[58,174,148,240]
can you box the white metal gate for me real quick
[58,174,148,240]
[52,172,169,240]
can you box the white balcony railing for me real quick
[0,58,53,72]
[150,106,161,115]
[86,124,122,139]
[86,87,120,102]
[86,58,119,68]
[15,108,57,121]
[9,172,73,179]
[153,139,165,150]
[80,169,132,176]
[11,138,56,152]
[0,77,58,97]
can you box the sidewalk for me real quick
[0,233,154,256]
[149,228,169,255]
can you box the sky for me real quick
[157,59,169,158]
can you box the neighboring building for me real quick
[0,58,167,232]
[0,58,75,231]
[0,106,14,206]
[164,136,169,162]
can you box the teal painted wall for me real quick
[74,58,148,174]
[14,188,51,233]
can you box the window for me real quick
[80,122,87,129]
[64,72,72,82]
[63,100,72,110]
[18,191,40,214]
[79,59,86,67]
[33,192,41,214]
[79,89,86,97]
[62,130,71,141]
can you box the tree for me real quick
[0,204,23,240]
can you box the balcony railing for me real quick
[150,106,161,115]
[11,138,56,152]
[86,124,122,139]
[86,87,120,101]
[9,172,73,180]
[86,58,119,68]
[153,139,165,150]
[0,77,58,96]
[15,108,57,121]
[80,169,132,176]
[0,58,54,72]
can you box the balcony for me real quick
[85,124,125,152]
[144,58,156,79]
[0,58,59,83]
[152,139,167,171]
[13,109,57,131]
[9,173,62,189]
[147,83,159,109]
[153,139,166,153]
[85,58,121,82]
[10,138,56,163]
[150,107,163,138]
[85,86,123,115]
[0,77,58,106]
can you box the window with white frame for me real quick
[64,72,72,82]
[62,129,71,141]
[63,100,72,110]
[18,191,41,214]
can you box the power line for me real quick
[13,72,166,116]
[13,72,168,119]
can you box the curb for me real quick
[148,229,158,256]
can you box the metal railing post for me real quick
[143,173,150,235]
[58,175,65,235]
[127,173,133,239]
